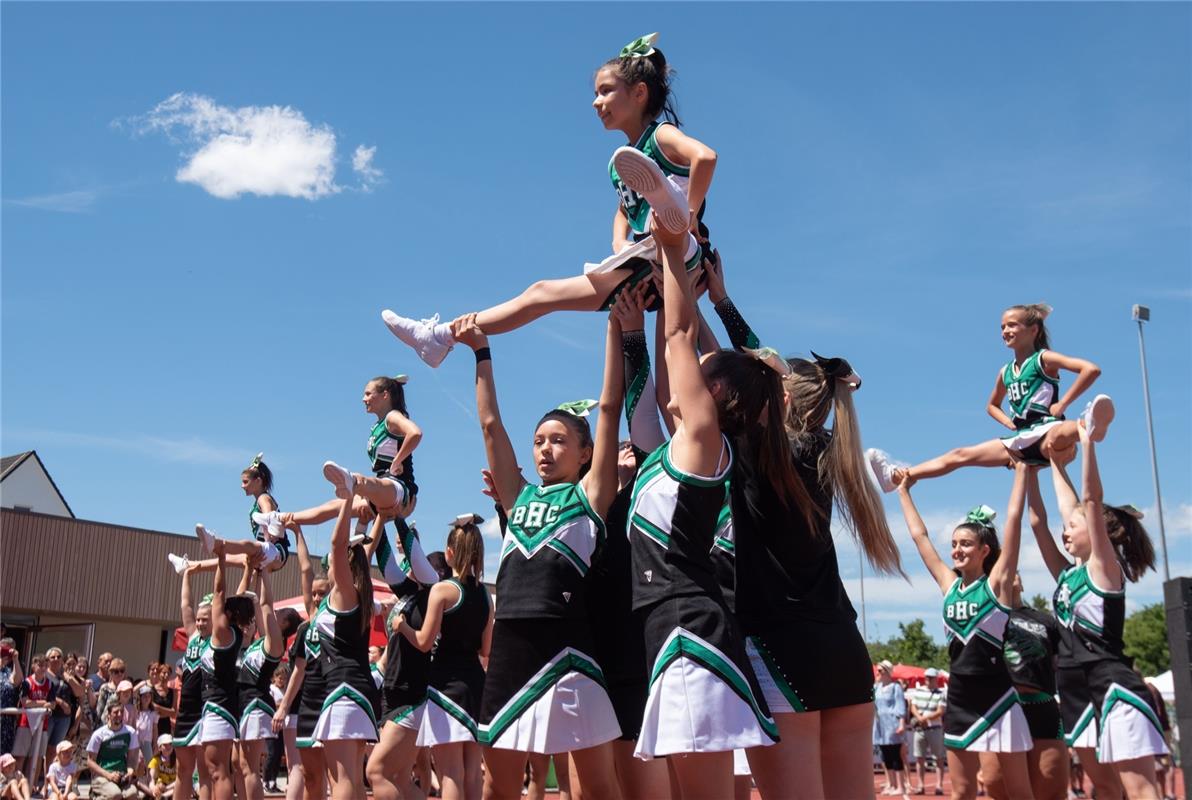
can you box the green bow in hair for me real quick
[1115,503,1145,520]
[965,505,997,527]
[557,399,598,417]
[620,32,659,59]
[451,513,485,528]
[200,593,214,607]
[744,346,792,377]
[393,374,409,384]
[248,452,264,469]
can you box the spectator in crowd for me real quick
[91,654,114,695]
[95,659,128,728]
[874,660,911,799]
[134,686,158,766]
[909,668,947,795]
[0,640,22,756]
[86,699,142,799]
[45,740,79,800]
[147,734,176,798]
[14,653,54,791]
[45,648,74,755]
[0,752,32,800]
[63,655,94,748]
[149,664,174,738]
[262,666,288,794]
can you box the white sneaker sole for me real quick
[323,461,355,499]
[865,448,899,493]
[1082,394,1115,443]
[195,524,215,555]
[612,147,689,235]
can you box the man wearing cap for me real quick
[909,669,947,795]
[86,699,142,799]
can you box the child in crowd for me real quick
[45,741,79,800]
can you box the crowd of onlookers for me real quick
[1,639,180,799]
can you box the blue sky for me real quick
[3,3,1189,643]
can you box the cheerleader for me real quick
[296,474,381,800]
[199,547,256,800]
[234,568,296,800]
[449,309,624,800]
[392,515,492,800]
[1037,403,1166,798]
[382,32,715,369]
[869,305,1104,489]
[896,465,1034,800]
[365,517,441,800]
[172,566,211,800]
[622,224,784,799]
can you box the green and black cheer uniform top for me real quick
[382,590,431,715]
[495,481,605,621]
[1002,606,1061,694]
[628,438,732,611]
[237,638,281,718]
[304,596,380,722]
[1052,564,1126,665]
[1002,350,1061,431]
[609,120,704,237]
[175,632,209,733]
[250,496,290,553]
[368,418,418,496]
[433,578,490,669]
[201,625,244,720]
[943,576,1012,677]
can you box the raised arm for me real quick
[180,566,197,637]
[385,411,422,476]
[989,462,1029,605]
[1049,447,1080,524]
[1026,467,1069,580]
[210,548,233,648]
[1077,426,1121,591]
[1043,350,1101,419]
[611,205,631,255]
[611,282,666,455]
[986,370,1014,430]
[258,569,283,659]
[235,559,255,596]
[328,498,358,612]
[581,316,625,516]
[656,222,721,474]
[895,478,955,593]
[293,525,316,619]
[652,306,677,436]
[704,250,761,351]
[452,313,526,507]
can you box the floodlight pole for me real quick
[1132,304,1170,580]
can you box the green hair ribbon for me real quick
[393,374,409,384]
[744,346,792,377]
[965,505,998,527]
[557,399,598,417]
[451,513,484,528]
[620,32,659,59]
[248,452,264,470]
[199,593,214,607]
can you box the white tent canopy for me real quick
[1147,670,1174,703]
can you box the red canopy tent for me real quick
[172,578,396,653]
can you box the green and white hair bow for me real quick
[248,452,264,469]
[620,32,660,59]
[965,505,998,527]
[557,399,598,417]
[452,513,484,528]
[745,346,793,377]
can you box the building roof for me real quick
[0,450,75,518]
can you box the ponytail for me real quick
[371,375,409,416]
[1005,303,1052,352]
[446,518,485,583]
[348,543,374,638]
[784,357,904,576]
[1103,505,1156,583]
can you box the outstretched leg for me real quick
[902,439,1013,483]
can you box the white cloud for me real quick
[136,92,378,200]
[479,515,503,540]
[352,145,383,191]
[6,189,99,213]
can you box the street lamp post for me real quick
[1132,304,1170,580]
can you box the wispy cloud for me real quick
[128,92,379,200]
[9,427,249,467]
[6,189,100,214]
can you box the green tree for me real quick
[867,619,949,670]
[1123,603,1170,676]
[1028,594,1050,611]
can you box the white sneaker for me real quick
[612,147,690,235]
[381,310,454,368]
[195,524,216,555]
[866,448,906,493]
[167,553,190,574]
[252,511,284,541]
[323,461,356,499]
[1079,394,1115,443]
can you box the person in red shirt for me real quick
[14,654,54,790]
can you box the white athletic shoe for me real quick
[1079,394,1115,443]
[381,310,454,368]
[866,448,906,493]
[167,553,190,574]
[251,510,284,541]
[195,524,216,555]
[323,461,356,499]
[612,146,690,235]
